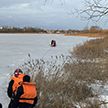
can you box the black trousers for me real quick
[18,103,33,108]
[8,100,13,108]
[8,100,33,108]
[0,103,2,108]
[8,99,19,108]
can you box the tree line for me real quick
[0,26,107,35]
[0,27,47,33]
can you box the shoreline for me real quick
[0,32,106,38]
[65,33,107,37]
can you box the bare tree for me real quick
[82,0,108,21]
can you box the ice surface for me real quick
[0,34,95,108]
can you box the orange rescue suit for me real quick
[19,82,37,104]
[11,74,25,93]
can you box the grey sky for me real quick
[0,0,108,29]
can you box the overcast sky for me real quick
[0,0,108,29]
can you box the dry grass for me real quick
[72,37,108,59]
[21,56,100,108]
[71,37,108,82]
[20,37,108,108]
[65,29,108,37]
[65,33,104,37]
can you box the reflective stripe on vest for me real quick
[11,74,25,93]
[19,82,37,104]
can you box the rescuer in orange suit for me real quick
[7,68,25,108]
[11,75,38,108]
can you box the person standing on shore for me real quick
[11,75,38,108]
[7,68,25,108]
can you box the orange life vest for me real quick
[11,74,25,93]
[19,82,37,104]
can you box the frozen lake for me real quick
[0,33,94,108]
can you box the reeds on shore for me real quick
[21,36,108,108]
